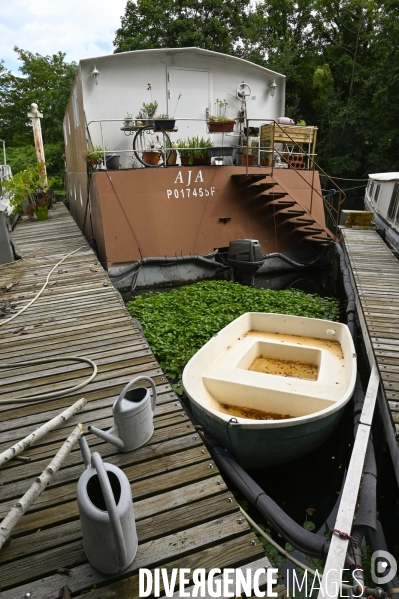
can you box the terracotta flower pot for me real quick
[207,121,235,133]
[142,151,160,166]
[241,154,254,166]
[192,156,211,166]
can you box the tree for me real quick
[0,48,76,183]
[114,0,252,56]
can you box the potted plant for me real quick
[135,101,159,127]
[123,112,134,128]
[142,132,165,166]
[1,163,54,220]
[153,113,176,132]
[84,145,104,169]
[207,99,235,133]
[175,137,213,165]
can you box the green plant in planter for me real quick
[84,145,104,167]
[1,163,54,217]
[174,136,213,164]
[136,101,158,121]
[208,99,234,122]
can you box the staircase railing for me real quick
[242,119,346,235]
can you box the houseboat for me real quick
[63,48,339,290]
[364,173,399,251]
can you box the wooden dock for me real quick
[341,228,399,488]
[0,204,271,598]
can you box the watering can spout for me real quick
[88,425,125,451]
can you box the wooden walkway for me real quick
[0,204,270,598]
[341,229,399,488]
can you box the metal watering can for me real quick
[88,376,157,452]
[77,437,138,574]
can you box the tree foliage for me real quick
[114,0,399,179]
[114,0,252,55]
[0,47,76,182]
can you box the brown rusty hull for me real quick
[67,165,333,288]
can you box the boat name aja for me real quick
[166,169,215,199]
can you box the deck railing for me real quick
[85,117,346,232]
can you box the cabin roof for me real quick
[369,172,399,181]
[79,46,285,79]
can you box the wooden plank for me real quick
[1,490,236,587]
[0,203,263,596]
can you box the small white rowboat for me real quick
[182,312,357,469]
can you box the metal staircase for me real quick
[231,172,335,248]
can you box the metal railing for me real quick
[85,117,345,231]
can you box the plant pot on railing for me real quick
[207,121,235,133]
[153,119,176,132]
[193,156,211,166]
[180,155,211,166]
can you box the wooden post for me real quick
[27,103,48,187]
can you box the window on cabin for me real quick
[63,121,68,146]
[72,88,80,128]
[387,183,399,221]
[368,182,374,200]
[374,184,380,204]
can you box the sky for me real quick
[0,0,128,73]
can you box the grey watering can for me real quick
[88,376,157,452]
[76,437,137,574]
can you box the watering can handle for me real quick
[115,375,157,414]
[91,452,127,569]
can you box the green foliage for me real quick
[0,48,76,148]
[174,136,213,164]
[114,0,252,56]
[126,280,340,382]
[0,48,75,190]
[6,143,65,188]
[84,145,105,165]
[136,101,159,119]
[208,99,233,122]
[1,163,55,215]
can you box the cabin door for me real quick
[167,68,211,135]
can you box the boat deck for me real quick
[341,228,399,487]
[0,203,271,598]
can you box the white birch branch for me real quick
[0,397,86,468]
[0,424,82,550]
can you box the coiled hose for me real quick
[0,246,98,404]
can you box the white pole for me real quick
[0,397,87,467]
[317,363,380,599]
[27,103,48,187]
[0,424,82,550]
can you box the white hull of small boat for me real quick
[182,312,357,469]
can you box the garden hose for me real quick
[1,246,98,403]
[0,245,86,327]
[0,356,97,404]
